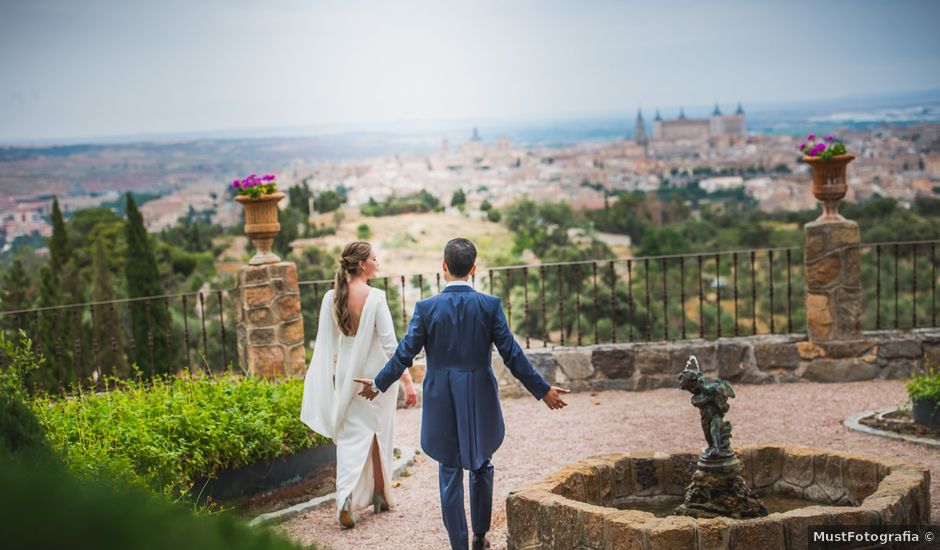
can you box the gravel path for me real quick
[278,380,939,549]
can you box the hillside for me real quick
[289,208,517,279]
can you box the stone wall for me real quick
[234,262,306,378]
[491,330,940,397]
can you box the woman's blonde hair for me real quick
[333,241,372,336]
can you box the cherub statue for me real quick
[677,356,736,459]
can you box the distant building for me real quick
[460,127,485,161]
[650,103,746,141]
[699,176,744,192]
[633,109,648,156]
[0,198,52,241]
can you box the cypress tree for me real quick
[49,197,70,271]
[0,260,34,363]
[92,238,127,377]
[47,197,85,383]
[123,193,170,377]
[0,262,27,308]
[58,259,85,381]
[36,265,67,390]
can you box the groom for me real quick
[354,238,568,550]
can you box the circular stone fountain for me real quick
[506,446,930,549]
[506,357,931,550]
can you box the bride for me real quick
[300,241,417,528]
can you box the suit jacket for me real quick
[373,283,550,470]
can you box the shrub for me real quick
[0,452,307,550]
[31,374,329,500]
[0,331,52,459]
[907,366,940,402]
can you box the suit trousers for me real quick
[438,460,494,550]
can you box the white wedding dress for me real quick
[300,287,400,517]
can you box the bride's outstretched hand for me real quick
[542,386,570,410]
[353,378,379,400]
[403,379,418,408]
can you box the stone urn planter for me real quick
[912,397,940,429]
[236,191,285,265]
[804,153,854,222]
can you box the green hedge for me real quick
[0,454,307,550]
[31,375,330,500]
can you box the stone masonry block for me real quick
[635,348,670,375]
[754,342,800,370]
[591,346,634,379]
[273,294,301,321]
[244,285,273,307]
[806,293,833,341]
[556,350,595,380]
[805,255,841,287]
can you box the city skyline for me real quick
[2,0,940,142]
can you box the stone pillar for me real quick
[234,262,306,378]
[803,220,862,342]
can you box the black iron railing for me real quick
[0,289,236,391]
[4,240,938,388]
[857,240,939,331]
[298,246,809,349]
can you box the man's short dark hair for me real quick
[444,238,477,277]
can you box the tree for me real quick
[92,239,127,376]
[1,260,30,335]
[480,200,492,212]
[273,207,303,258]
[49,197,70,271]
[288,181,312,218]
[357,224,372,240]
[47,197,81,376]
[314,190,346,213]
[451,188,466,207]
[36,265,67,390]
[124,193,171,377]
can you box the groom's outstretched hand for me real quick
[542,386,570,410]
[353,378,379,400]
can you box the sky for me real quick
[1,0,939,142]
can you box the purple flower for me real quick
[807,133,816,141]
[263,174,275,182]
[799,143,807,152]
[811,143,826,155]
[826,135,834,142]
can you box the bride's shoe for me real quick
[339,496,356,528]
[372,491,390,513]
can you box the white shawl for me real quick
[300,289,386,438]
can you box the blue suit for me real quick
[373,283,550,550]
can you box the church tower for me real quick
[652,109,663,140]
[634,109,648,156]
[710,103,724,136]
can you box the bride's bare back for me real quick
[344,281,371,335]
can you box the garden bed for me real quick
[30,375,331,504]
[859,407,940,439]
[228,459,336,516]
